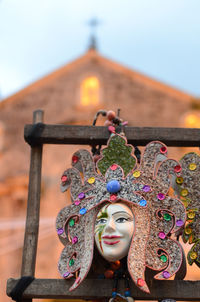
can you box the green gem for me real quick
[164,213,172,221]
[69,219,75,227]
[69,259,74,266]
[160,255,167,263]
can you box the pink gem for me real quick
[174,165,182,173]
[158,231,166,239]
[108,125,115,133]
[111,164,118,170]
[110,194,117,201]
[157,193,165,200]
[72,236,78,244]
[74,200,80,206]
[61,175,68,182]
[160,146,167,154]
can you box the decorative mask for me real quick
[56,132,186,294]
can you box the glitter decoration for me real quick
[162,271,170,279]
[174,151,200,267]
[133,170,140,178]
[157,193,165,200]
[87,177,95,184]
[158,232,166,239]
[142,185,151,192]
[189,163,197,171]
[97,135,136,177]
[57,228,64,235]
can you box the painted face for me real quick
[95,203,134,262]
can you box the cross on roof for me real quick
[87,17,102,50]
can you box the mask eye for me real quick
[96,218,107,224]
[116,217,128,223]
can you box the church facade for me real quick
[0,47,199,301]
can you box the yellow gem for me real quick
[185,227,192,235]
[133,170,141,178]
[88,177,95,184]
[176,177,184,184]
[187,211,195,219]
[181,189,188,197]
[189,163,197,171]
[190,252,197,260]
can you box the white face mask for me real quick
[95,203,134,262]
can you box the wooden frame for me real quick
[7,110,200,301]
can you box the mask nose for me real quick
[104,217,115,233]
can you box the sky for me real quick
[0,0,200,99]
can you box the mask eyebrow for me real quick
[112,211,133,218]
[97,208,108,220]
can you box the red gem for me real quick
[111,164,118,171]
[160,146,167,154]
[72,155,79,163]
[61,175,68,182]
[137,278,145,287]
[110,194,117,201]
[174,165,182,173]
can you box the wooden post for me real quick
[20,110,44,302]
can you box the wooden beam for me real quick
[7,278,200,301]
[24,124,200,147]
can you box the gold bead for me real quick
[181,189,188,197]
[187,211,195,219]
[88,177,95,184]
[185,227,192,235]
[133,170,141,178]
[189,163,197,171]
[176,177,184,184]
[190,252,197,260]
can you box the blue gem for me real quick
[79,208,87,215]
[125,290,131,297]
[139,199,147,207]
[106,180,121,193]
[112,292,117,298]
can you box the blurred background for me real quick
[0,0,200,301]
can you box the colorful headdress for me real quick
[56,132,186,293]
